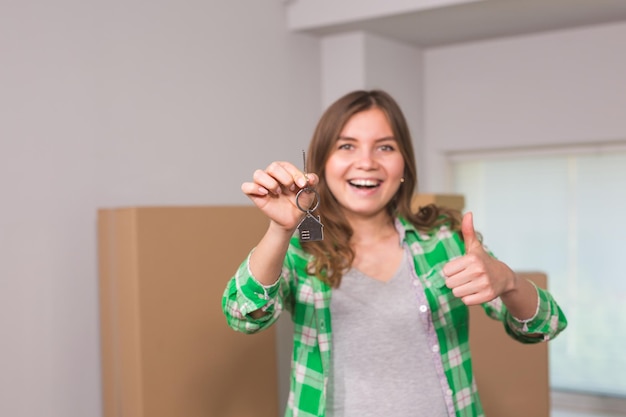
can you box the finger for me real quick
[444,253,490,289]
[442,257,467,280]
[459,293,492,306]
[266,161,305,192]
[252,168,283,195]
[303,172,319,188]
[241,181,269,196]
[462,211,481,254]
[459,281,498,305]
[450,279,496,305]
[444,268,474,291]
[450,280,479,299]
[287,166,318,190]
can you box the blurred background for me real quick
[2,0,625,416]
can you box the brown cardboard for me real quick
[470,272,550,417]
[411,193,465,212]
[98,206,278,417]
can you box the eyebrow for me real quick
[336,136,396,142]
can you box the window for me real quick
[450,146,626,397]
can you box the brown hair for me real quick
[302,90,460,287]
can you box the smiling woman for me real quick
[223,89,567,417]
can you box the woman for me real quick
[222,90,567,417]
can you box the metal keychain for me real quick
[296,150,324,242]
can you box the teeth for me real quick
[349,179,380,187]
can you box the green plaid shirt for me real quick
[222,217,567,417]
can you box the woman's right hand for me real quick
[241,161,320,234]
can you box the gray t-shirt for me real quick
[327,249,449,417]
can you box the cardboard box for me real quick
[98,206,278,417]
[470,272,550,417]
[411,193,465,212]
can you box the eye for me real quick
[379,144,396,151]
[337,143,354,150]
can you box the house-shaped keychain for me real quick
[297,212,324,242]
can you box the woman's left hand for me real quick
[442,212,518,306]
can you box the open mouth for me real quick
[348,179,381,189]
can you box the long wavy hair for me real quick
[302,90,461,287]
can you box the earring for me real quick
[400,177,405,183]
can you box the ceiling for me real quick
[299,0,626,47]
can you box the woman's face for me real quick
[324,107,405,222]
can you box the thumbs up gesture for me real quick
[442,212,517,306]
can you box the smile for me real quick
[348,179,381,189]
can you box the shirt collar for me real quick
[394,216,420,244]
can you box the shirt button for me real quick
[419,305,428,313]
[432,344,440,353]
[412,280,419,286]
[447,389,453,397]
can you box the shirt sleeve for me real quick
[505,281,568,342]
[221,249,291,334]
[482,282,568,344]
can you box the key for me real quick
[297,212,324,241]
[296,150,324,242]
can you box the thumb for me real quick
[462,211,481,254]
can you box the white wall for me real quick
[423,21,626,192]
[0,1,320,416]
[321,32,367,106]
[321,31,424,180]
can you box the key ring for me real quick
[296,150,323,242]
[295,187,320,213]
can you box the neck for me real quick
[347,212,397,245]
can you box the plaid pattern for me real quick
[222,217,567,417]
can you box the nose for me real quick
[355,149,378,170]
